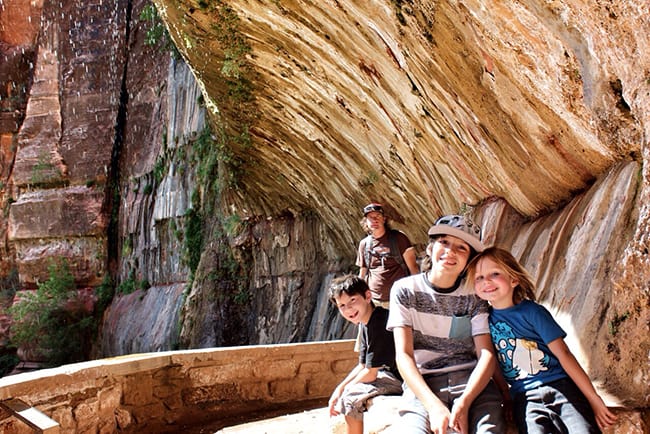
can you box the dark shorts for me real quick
[390,369,505,434]
[512,377,600,434]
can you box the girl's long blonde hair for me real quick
[467,246,537,304]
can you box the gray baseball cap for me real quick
[428,214,484,252]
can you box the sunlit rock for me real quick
[0,0,647,422]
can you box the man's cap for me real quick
[427,214,484,252]
[363,203,384,216]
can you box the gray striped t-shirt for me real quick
[387,272,490,375]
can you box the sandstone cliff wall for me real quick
[0,0,647,418]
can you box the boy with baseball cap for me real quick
[386,214,505,434]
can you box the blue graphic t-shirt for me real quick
[489,300,568,395]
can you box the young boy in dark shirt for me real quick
[328,274,402,434]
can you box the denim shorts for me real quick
[512,377,600,434]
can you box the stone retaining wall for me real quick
[0,340,646,434]
[0,340,357,433]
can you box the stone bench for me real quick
[214,396,399,433]
[220,395,641,434]
[216,396,402,433]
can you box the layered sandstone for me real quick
[152,0,649,407]
[0,0,648,424]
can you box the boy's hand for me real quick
[450,396,470,433]
[428,401,452,433]
[328,389,342,417]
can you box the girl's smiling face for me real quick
[473,256,519,309]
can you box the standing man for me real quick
[357,203,419,308]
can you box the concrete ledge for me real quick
[218,396,402,434]
[219,398,400,434]
[0,399,60,433]
[217,407,332,433]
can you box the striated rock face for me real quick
[8,186,107,287]
[0,0,39,278]
[154,0,644,233]
[151,0,649,407]
[3,0,125,289]
[0,0,648,419]
[99,283,185,356]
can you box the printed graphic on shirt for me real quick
[490,321,551,381]
[370,244,392,267]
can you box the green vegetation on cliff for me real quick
[8,262,100,368]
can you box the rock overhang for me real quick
[152,0,644,247]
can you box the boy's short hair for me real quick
[328,274,369,305]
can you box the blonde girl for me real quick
[467,247,617,434]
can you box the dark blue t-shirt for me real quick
[489,300,567,395]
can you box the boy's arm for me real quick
[393,326,451,433]
[548,338,618,429]
[358,266,368,280]
[402,247,419,275]
[350,366,379,385]
[449,333,497,433]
